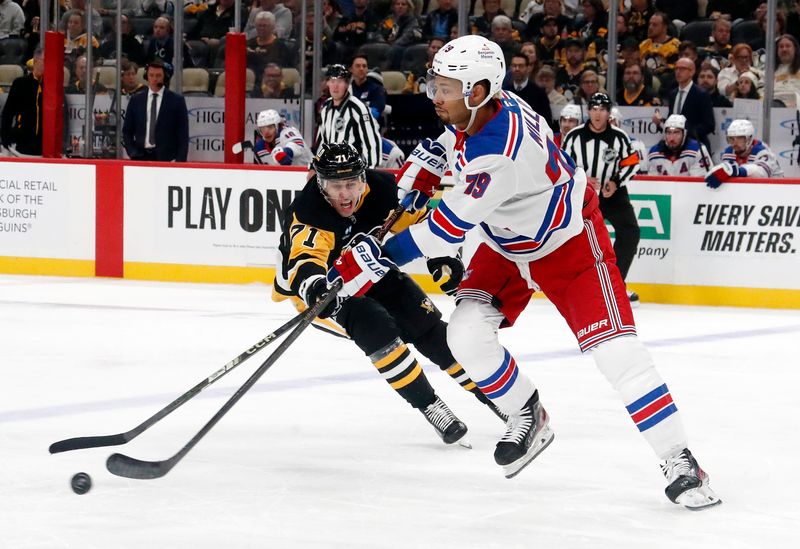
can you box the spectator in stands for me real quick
[618,62,660,106]
[65,55,108,94]
[403,35,443,93]
[521,0,580,20]
[120,59,146,95]
[519,42,540,77]
[253,62,296,98]
[322,0,344,41]
[188,0,236,48]
[678,41,700,69]
[1,46,43,156]
[141,0,174,17]
[98,14,145,66]
[334,0,380,55]
[0,0,25,40]
[639,12,680,78]
[60,0,102,38]
[349,53,386,121]
[696,62,731,108]
[774,34,800,108]
[572,69,601,108]
[574,0,608,66]
[145,16,194,67]
[534,15,565,64]
[535,64,568,121]
[555,37,586,100]
[626,0,655,43]
[705,118,783,188]
[706,1,760,21]
[379,0,420,48]
[245,0,293,40]
[184,0,209,17]
[700,18,732,70]
[718,43,764,100]
[753,3,786,51]
[471,0,508,39]
[657,57,714,152]
[422,0,456,41]
[504,53,552,126]
[450,23,460,41]
[122,59,189,162]
[97,0,138,17]
[246,11,293,76]
[525,0,571,40]
[64,11,99,58]
[733,71,761,100]
[491,15,521,67]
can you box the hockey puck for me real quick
[70,472,92,495]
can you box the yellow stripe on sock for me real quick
[446,363,463,375]
[390,363,422,389]
[463,382,477,391]
[374,344,407,370]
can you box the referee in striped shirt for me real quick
[316,64,382,168]
[562,92,642,306]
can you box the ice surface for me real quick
[1,275,798,548]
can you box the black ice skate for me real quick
[494,391,554,478]
[421,397,471,448]
[661,448,721,510]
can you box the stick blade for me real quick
[231,142,244,154]
[106,452,174,480]
[49,433,129,454]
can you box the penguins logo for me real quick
[420,298,435,314]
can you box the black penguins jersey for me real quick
[273,169,423,298]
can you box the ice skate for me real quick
[660,448,721,510]
[421,397,471,448]
[494,391,554,478]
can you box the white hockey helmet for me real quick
[427,35,505,112]
[726,118,755,150]
[560,104,582,121]
[609,107,622,126]
[664,114,687,146]
[257,109,282,128]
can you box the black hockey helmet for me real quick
[326,64,351,81]
[587,92,612,111]
[313,143,366,188]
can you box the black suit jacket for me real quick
[667,83,715,150]
[123,87,189,162]
[503,77,554,130]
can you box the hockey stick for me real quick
[48,310,309,454]
[106,205,406,479]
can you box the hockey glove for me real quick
[426,255,464,296]
[272,146,294,166]
[326,236,396,298]
[705,162,742,188]
[300,275,342,319]
[396,138,448,212]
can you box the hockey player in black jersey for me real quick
[273,142,504,445]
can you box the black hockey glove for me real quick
[426,255,463,296]
[301,276,342,319]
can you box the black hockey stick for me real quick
[106,282,342,479]
[105,205,406,479]
[48,310,309,454]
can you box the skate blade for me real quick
[503,425,555,479]
[678,484,722,511]
[456,437,473,449]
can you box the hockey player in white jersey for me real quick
[253,109,313,166]
[610,107,649,174]
[380,137,406,169]
[706,119,784,187]
[319,35,720,510]
[647,114,712,176]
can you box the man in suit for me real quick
[503,53,553,129]
[122,59,189,162]
[656,57,715,153]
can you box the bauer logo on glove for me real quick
[326,236,396,298]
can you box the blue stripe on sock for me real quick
[636,404,678,432]
[476,349,511,388]
[485,367,518,399]
[625,384,668,414]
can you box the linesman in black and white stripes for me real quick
[316,64,382,168]
[561,92,642,306]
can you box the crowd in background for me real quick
[2,0,800,154]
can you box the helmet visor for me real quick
[425,69,466,102]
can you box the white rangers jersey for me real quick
[721,140,784,178]
[380,137,406,169]
[647,139,711,176]
[254,124,313,166]
[403,91,588,263]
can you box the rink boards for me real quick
[0,158,798,308]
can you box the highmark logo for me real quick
[606,194,671,240]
